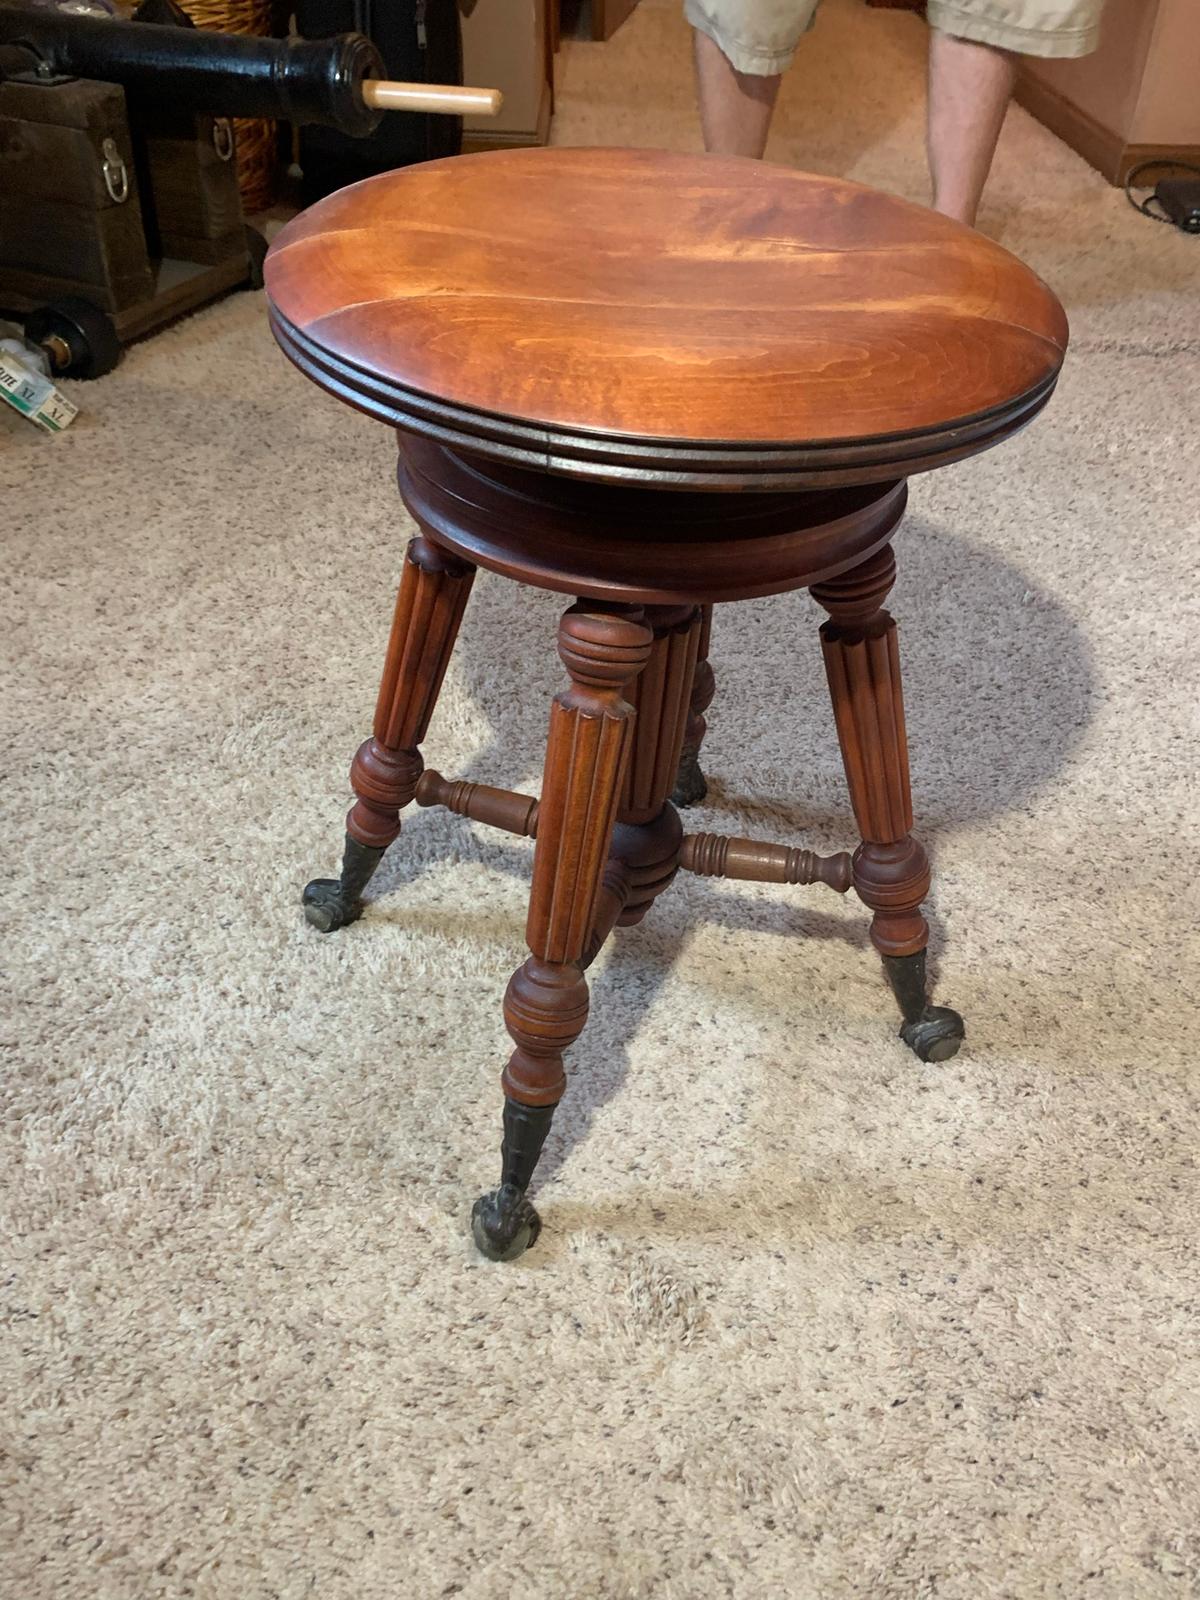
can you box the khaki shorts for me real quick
[685,0,1104,74]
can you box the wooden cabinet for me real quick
[1015,0,1200,182]
[460,0,646,149]
[592,0,639,40]
[461,0,553,151]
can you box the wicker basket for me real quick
[178,0,279,213]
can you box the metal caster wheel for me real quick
[26,295,121,379]
[899,1005,965,1063]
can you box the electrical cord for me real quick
[1124,158,1200,226]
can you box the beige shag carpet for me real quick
[3,1,1199,1594]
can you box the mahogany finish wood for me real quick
[301,534,474,933]
[680,834,853,894]
[266,147,1066,1260]
[674,604,714,807]
[621,606,701,826]
[811,546,926,955]
[415,769,540,838]
[266,149,1066,489]
[472,606,652,1258]
[350,535,474,848]
[413,770,859,898]
[503,606,652,1102]
[396,436,910,603]
[581,865,634,973]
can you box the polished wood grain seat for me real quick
[265,148,1067,1261]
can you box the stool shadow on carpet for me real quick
[416,516,1098,846]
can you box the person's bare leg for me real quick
[927,29,1016,226]
[692,27,782,158]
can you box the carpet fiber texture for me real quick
[2,1,1198,1595]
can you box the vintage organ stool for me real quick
[265,149,1067,1261]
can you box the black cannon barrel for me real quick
[0,4,385,136]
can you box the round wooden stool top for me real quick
[266,148,1067,490]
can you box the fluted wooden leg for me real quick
[472,605,653,1260]
[608,603,701,927]
[812,546,964,1062]
[303,535,475,932]
[672,603,714,807]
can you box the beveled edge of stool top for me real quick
[266,147,1068,490]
